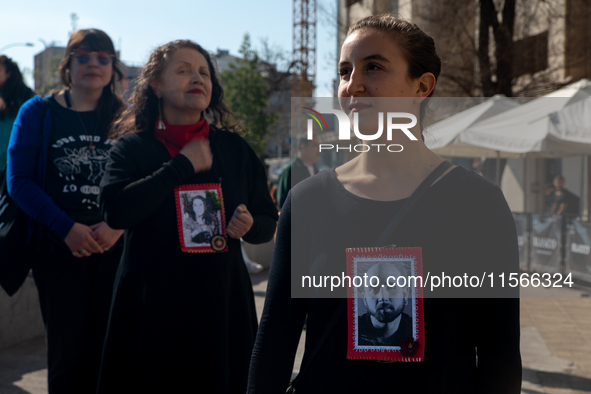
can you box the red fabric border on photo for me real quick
[174,183,227,253]
[346,247,425,362]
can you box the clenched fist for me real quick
[180,137,213,173]
[227,204,253,239]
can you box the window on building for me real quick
[513,31,549,77]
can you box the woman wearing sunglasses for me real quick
[7,29,125,393]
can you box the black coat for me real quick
[97,126,278,393]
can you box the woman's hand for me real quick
[179,138,213,173]
[227,204,253,239]
[64,222,104,258]
[90,221,124,251]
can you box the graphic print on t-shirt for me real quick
[47,132,114,212]
[175,183,228,253]
[346,247,425,362]
[53,146,109,184]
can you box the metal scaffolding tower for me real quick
[292,0,317,98]
[292,0,317,155]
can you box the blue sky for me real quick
[1,0,338,96]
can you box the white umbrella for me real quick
[550,95,591,145]
[425,95,519,151]
[456,79,591,158]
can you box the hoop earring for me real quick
[157,98,166,131]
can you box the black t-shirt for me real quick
[549,189,580,215]
[247,167,522,394]
[45,97,115,222]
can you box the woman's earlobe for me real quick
[419,73,436,97]
[150,84,161,98]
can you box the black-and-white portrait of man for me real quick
[356,261,414,348]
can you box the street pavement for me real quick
[1,271,590,393]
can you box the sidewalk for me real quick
[1,271,590,393]
[0,338,46,394]
[520,285,591,393]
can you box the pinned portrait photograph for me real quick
[175,184,227,253]
[347,247,424,362]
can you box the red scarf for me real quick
[154,116,210,157]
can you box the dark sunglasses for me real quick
[71,50,114,66]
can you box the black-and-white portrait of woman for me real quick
[182,194,216,246]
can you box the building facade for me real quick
[34,46,66,94]
[336,0,591,215]
[337,0,591,97]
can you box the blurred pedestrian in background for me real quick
[7,29,125,393]
[0,55,34,170]
[549,175,580,215]
[276,134,320,208]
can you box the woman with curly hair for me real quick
[97,40,278,393]
[0,55,34,170]
[183,194,215,245]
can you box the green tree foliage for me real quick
[220,34,277,157]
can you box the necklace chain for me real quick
[67,89,99,151]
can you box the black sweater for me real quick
[248,167,521,393]
[97,127,278,393]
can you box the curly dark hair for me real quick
[110,40,236,138]
[58,29,125,135]
[185,195,214,225]
[0,56,34,120]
